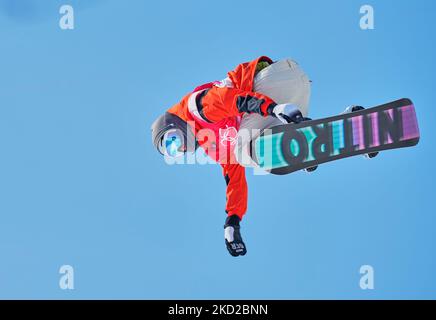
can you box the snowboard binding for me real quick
[281,112,319,173]
[343,105,379,159]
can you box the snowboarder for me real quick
[151,56,313,257]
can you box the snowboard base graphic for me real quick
[252,98,420,175]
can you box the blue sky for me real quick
[0,0,435,299]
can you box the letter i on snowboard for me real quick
[151,57,420,257]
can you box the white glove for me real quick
[272,103,303,124]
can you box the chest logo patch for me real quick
[219,126,238,146]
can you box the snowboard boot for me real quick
[342,105,379,159]
[280,112,318,173]
[224,215,247,257]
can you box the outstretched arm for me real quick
[199,86,278,123]
[221,163,247,220]
[221,163,248,257]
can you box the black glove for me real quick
[224,215,247,257]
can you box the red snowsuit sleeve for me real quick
[198,86,277,123]
[222,163,247,220]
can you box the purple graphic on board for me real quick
[370,112,380,147]
[400,105,420,140]
[352,115,365,150]
[348,104,419,149]
[385,108,394,144]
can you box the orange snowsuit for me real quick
[168,56,277,220]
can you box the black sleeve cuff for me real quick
[224,214,241,227]
[266,103,277,116]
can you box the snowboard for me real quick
[252,98,420,175]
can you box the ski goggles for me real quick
[159,129,185,158]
